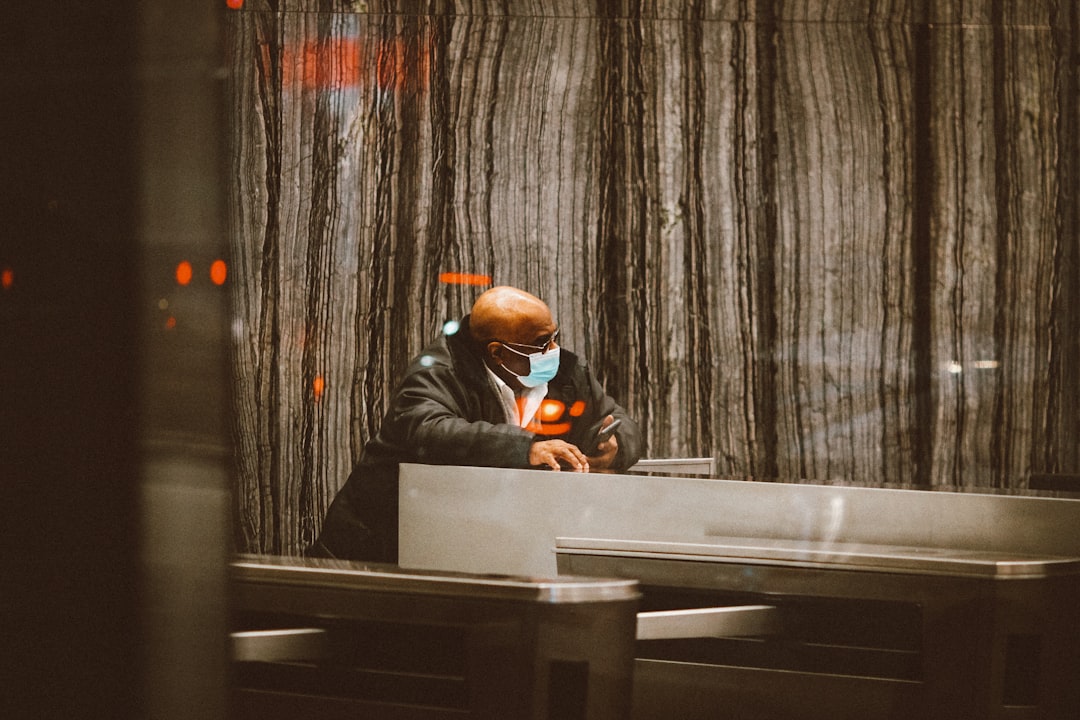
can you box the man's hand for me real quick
[529,439,589,471]
[586,415,620,470]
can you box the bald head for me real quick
[469,286,554,344]
[469,286,560,388]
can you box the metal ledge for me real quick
[232,554,641,604]
[637,605,779,640]
[557,537,1080,579]
[231,628,328,663]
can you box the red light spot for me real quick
[285,39,362,91]
[165,316,177,330]
[226,0,243,9]
[439,272,492,287]
[313,375,325,401]
[526,400,571,435]
[568,400,586,417]
[278,37,430,93]
[176,261,193,286]
[1,268,13,290]
[210,259,228,286]
[529,421,573,436]
[540,399,566,421]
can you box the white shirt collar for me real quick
[485,364,547,428]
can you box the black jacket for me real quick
[310,315,642,563]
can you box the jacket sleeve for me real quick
[371,364,537,469]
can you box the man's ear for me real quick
[486,341,504,364]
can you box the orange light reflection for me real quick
[529,421,573,436]
[539,399,565,421]
[176,261,193,286]
[210,259,228,286]
[439,272,492,287]
[526,399,572,436]
[281,37,430,92]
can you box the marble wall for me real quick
[226,1,1079,554]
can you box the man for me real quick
[309,286,642,563]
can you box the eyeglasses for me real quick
[497,328,560,355]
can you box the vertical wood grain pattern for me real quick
[227,1,1079,553]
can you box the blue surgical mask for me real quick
[503,346,561,388]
